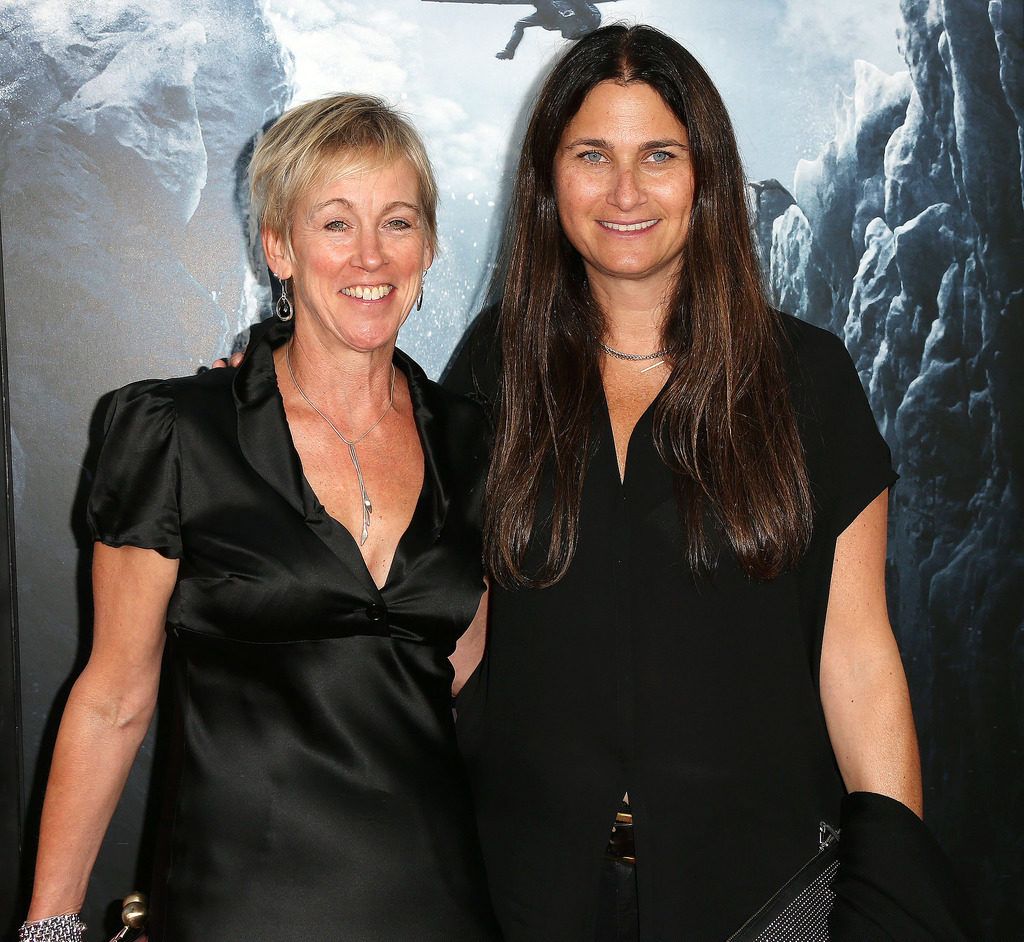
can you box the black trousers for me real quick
[594,856,640,942]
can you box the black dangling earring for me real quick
[416,272,425,312]
[275,274,294,322]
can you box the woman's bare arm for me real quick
[819,490,923,816]
[26,544,177,919]
[450,586,488,698]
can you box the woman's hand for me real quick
[819,490,924,816]
[26,544,177,920]
[210,352,245,370]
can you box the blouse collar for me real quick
[232,318,449,596]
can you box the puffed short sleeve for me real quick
[87,380,183,558]
[808,329,899,537]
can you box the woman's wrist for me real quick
[18,912,87,941]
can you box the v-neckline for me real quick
[288,353,429,594]
[232,320,449,604]
[599,380,665,487]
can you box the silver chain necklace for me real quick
[598,341,669,373]
[285,344,395,546]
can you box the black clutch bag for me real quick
[727,822,839,942]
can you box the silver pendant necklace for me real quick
[285,344,396,545]
[599,341,669,373]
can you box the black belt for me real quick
[606,809,635,863]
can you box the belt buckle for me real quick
[607,810,636,863]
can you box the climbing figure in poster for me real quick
[494,0,603,59]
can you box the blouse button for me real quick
[366,603,387,623]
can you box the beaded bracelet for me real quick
[18,913,87,942]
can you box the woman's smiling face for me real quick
[268,156,433,354]
[553,80,695,297]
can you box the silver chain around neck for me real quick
[285,344,395,545]
[598,341,668,361]
[598,341,670,373]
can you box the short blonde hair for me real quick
[249,93,439,252]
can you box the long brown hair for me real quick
[485,24,813,587]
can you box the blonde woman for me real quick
[22,94,499,941]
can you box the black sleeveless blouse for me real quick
[445,311,899,941]
[88,321,501,941]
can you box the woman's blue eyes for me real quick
[324,219,412,231]
[577,150,675,164]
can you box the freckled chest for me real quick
[285,384,425,588]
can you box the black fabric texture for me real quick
[829,792,980,941]
[446,310,903,941]
[594,858,640,942]
[88,318,500,941]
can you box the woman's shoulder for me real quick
[777,311,852,368]
[397,348,490,492]
[108,366,236,415]
[98,369,238,457]
[440,305,501,416]
[397,347,489,430]
[774,311,897,532]
[775,311,866,411]
[91,372,235,558]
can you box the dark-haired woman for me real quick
[447,23,975,942]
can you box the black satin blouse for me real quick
[88,320,500,941]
